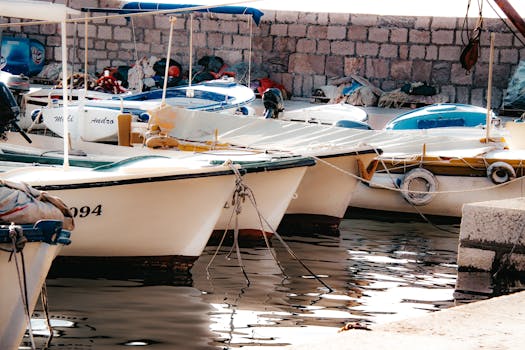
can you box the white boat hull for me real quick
[1,133,315,235]
[350,172,525,217]
[2,163,236,258]
[0,241,62,350]
[279,103,368,126]
[216,165,308,232]
[27,80,255,141]
[287,152,375,219]
[162,107,380,222]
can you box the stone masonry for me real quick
[4,0,524,107]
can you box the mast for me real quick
[493,0,525,38]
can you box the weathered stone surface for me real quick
[409,45,426,60]
[270,23,288,36]
[331,41,355,56]
[344,57,365,76]
[378,16,416,28]
[307,25,328,40]
[431,17,458,30]
[275,11,299,24]
[317,40,331,55]
[461,199,525,246]
[412,60,432,82]
[296,38,316,53]
[409,30,431,44]
[457,247,495,271]
[297,12,317,25]
[289,53,325,75]
[390,60,412,81]
[327,26,347,40]
[350,14,378,26]
[380,44,398,58]
[390,28,408,43]
[288,24,307,37]
[432,30,454,45]
[97,26,112,40]
[455,271,493,294]
[399,45,409,60]
[17,3,521,104]
[507,253,525,272]
[356,42,379,57]
[438,46,461,61]
[348,26,367,41]
[325,56,344,77]
[366,59,389,79]
[369,28,389,43]
[450,63,473,85]
[114,27,131,41]
[432,62,451,84]
[329,13,350,25]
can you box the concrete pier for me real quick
[456,197,525,296]
[286,289,525,349]
[286,198,525,349]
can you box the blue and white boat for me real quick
[28,78,255,142]
[384,103,497,130]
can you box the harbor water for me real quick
[27,217,464,349]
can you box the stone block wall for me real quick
[3,0,523,107]
[455,198,525,297]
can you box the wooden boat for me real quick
[0,220,71,350]
[349,121,525,218]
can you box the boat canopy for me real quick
[0,0,80,22]
[119,2,264,25]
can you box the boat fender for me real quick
[400,168,438,206]
[487,162,516,184]
[138,112,150,122]
[30,109,43,123]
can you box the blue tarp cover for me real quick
[121,2,264,25]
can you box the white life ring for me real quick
[400,168,438,206]
[487,162,516,184]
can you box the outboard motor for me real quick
[0,81,31,143]
[262,87,284,119]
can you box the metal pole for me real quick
[486,32,495,142]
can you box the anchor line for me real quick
[311,151,459,234]
[206,161,334,292]
[9,223,36,350]
[40,282,54,346]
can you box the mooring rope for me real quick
[206,162,334,292]
[310,148,525,196]
[8,223,36,350]
[40,281,54,346]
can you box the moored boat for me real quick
[349,140,525,218]
[384,103,498,130]
[0,221,71,350]
[24,79,255,139]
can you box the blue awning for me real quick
[120,2,264,25]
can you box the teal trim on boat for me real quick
[385,103,493,130]
[0,149,111,168]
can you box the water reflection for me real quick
[25,218,461,349]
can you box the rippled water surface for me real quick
[27,218,461,349]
